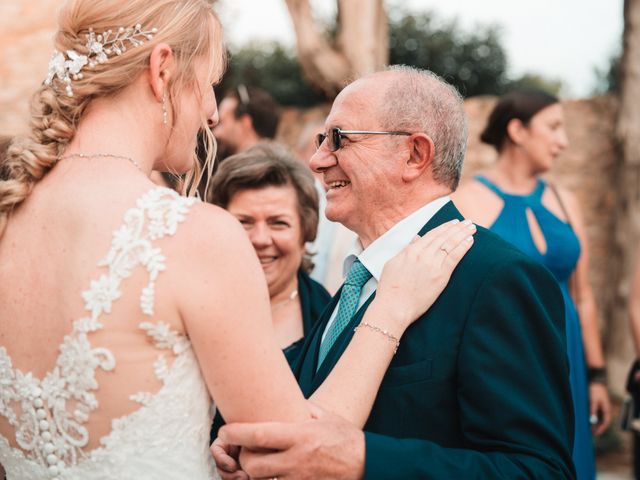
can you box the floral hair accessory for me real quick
[44,24,158,97]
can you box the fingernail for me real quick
[467,223,476,230]
[466,236,474,242]
[452,219,460,224]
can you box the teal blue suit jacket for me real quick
[293,202,575,479]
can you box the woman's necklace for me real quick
[58,152,142,171]
[271,289,299,311]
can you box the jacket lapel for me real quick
[310,293,377,393]
[302,201,464,395]
[417,201,464,236]
[295,289,341,397]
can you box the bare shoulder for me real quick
[555,185,580,210]
[452,177,502,227]
[179,201,248,250]
[546,183,583,221]
[169,200,265,314]
[162,200,257,282]
[453,178,489,198]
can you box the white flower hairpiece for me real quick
[44,23,158,97]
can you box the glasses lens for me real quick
[330,128,341,152]
[315,133,326,150]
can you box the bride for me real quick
[0,0,474,478]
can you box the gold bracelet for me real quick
[354,321,400,354]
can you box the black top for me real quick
[282,269,331,367]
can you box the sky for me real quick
[216,0,623,98]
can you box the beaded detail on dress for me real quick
[0,188,216,479]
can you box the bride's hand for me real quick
[374,219,476,333]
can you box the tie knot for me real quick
[345,259,372,288]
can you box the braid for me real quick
[0,86,81,237]
[0,0,226,237]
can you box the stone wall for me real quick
[0,1,61,136]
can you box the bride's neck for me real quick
[63,89,161,175]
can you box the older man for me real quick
[216,66,574,479]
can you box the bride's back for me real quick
[0,165,188,445]
[0,165,219,478]
[0,1,230,477]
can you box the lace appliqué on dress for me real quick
[129,321,192,406]
[0,188,197,479]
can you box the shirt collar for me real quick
[343,195,451,281]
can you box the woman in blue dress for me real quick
[453,90,611,479]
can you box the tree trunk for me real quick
[284,0,388,98]
[610,0,640,395]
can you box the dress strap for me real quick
[475,175,546,202]
[473,175,506,198]
[530,179,546,201]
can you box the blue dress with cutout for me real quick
[473,175,594,479]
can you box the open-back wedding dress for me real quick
[0,188,217,479]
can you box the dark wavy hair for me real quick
[226,86,281,139]
[480,89,559,152]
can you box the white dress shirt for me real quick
[320,195,451,341]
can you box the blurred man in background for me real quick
[214,84,281,160]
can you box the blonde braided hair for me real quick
[0,0,225,237]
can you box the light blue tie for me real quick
[317,259,372,369]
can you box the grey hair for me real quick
[377,65,468,190]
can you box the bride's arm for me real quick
[310,220,476,427]
[175,204,310,424]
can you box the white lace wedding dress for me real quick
[0,188,218,479]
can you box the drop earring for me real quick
[162,94,168,125]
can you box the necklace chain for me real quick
[58,152,142,171]
[272,289,299,310]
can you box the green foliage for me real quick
[593,52,621,94]
[388,11,509,97]
[220,8,567,105]
[505,73,564,96]
[217,43,323,107]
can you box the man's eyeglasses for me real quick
[315,127,412,152]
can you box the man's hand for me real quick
[211,436,249,480]
[218,403,365,480]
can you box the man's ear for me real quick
[148,43,174,101]
[506,118,526,146]
[238,113,254,133]
[402,133,434,182]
